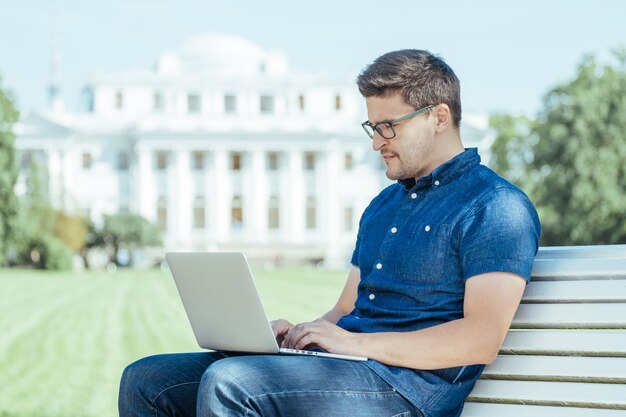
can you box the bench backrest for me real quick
[462,245,626,416]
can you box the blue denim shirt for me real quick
[336,148,540,417]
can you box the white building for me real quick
[14,33,491,268]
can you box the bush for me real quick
[29,235,73,271]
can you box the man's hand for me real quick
[281,318,361,356]
[270,319,294,346]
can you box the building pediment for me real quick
[14,112,73,138]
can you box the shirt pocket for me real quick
[397,223,452,281]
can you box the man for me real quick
[119,49,540,417]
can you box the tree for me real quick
[490,48,626,245]
[0,78,19,265]
[100,213,161,266]
[12,161,74,270]
[489,114,539,189]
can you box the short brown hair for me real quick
[357,49,462,129]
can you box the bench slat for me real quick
[467,380,626,409]
[500,330,626,356]
[483,355,626,383]
[512,304,626,328]
[522,280,626,303]
[461,403,626,417]
[536,245,626,260]
[531,258,626,280]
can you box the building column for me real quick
[323,147,342,268]
[136,146,154,222]
[46,147,63,209]
[212,149,230,243]
[287,149,304,242]
[250,149,267,241]
[174,149,191,248]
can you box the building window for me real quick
[298,94,305,111]
[83,87,94,112]
[224,94,237,114]
[192,152,205,170]
[260,95,274,114]
[187,93,201,114]
[155,152,168,170]
[82,152,92,170]
[306,196,317,230]
[231,152,243,171]
[115,91,123,109]
[154,92,164,111]
[268,196,280,230]
[344,206,354,232]
[344,153,353,170]
[335,94,342,111]
[21,151,32,171]
[193,196,206,229]
[118,152,129,170]
[267,152,280,171]
[304,152,316,171]
[157,197,167,231]
[231,195,243,229]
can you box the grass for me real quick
[0,267,347,417]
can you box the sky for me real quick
[1,0,625,117]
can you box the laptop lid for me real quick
[166,252,280,354]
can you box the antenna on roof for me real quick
[48,0,64,112]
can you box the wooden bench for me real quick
[461,244,626,416]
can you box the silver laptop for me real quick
[166,252,367,362]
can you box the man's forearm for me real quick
[320,307,349,324]
[353,316,502,370]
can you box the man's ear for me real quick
[433,104,452,132]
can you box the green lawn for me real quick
[0,267,347,417]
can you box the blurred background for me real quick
[2,0,626,271]
[1,1,626,416]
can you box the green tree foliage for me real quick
[0,78,19,265]
[13,161,74,270]
[100,213,161,266]
[489,114,538,188]
[490,48,626,245]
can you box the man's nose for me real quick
[372,132,388,151]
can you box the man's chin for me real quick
[385,170,402,181]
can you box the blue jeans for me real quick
[119,352,424,417]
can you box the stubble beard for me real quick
[382,130,435,181]
[384,151,424,181]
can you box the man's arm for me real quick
[319,266,360,323]
[283,271,526,369]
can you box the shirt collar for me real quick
[398,147,481,191]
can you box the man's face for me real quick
[365,93,436,181]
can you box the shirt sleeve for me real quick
[350,214,365,267]
[459,186,541,281]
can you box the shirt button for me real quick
[369,293,375,300]
[375,263,382,270]
[411,193,417,199]
[425,225,431,232]
[434,180,440,186]
[391,227,397,234]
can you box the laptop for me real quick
[165,252,367,362]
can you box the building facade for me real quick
[14,34,491,268]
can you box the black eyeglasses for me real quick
[361,104,435,139]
